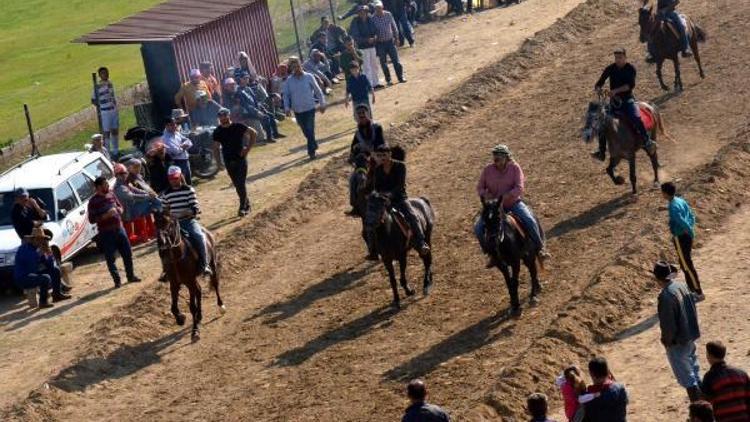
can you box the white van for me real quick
[0,152,114,286]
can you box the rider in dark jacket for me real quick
[371,144,430,256]
[657,0,691,56]
[347,104,384,216]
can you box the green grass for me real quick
[0,0,353,149]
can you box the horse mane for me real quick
[391,145,406,162]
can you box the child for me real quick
[661,181,703,300]
[345,62,375,121]
[526,393,557,422]
[555,366,590,422]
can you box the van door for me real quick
[67,172,97,254]
[55,182,82,260]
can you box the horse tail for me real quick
[693,23,707,43]
[655,109,676,143]
[391,145,406,162]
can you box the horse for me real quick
[155,211,224,341]
[480,199,542,316]
[364,191,435,309]
[582,93,672,194]
[638,2,706,91]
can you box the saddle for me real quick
[390,208,413,242]
[660,13,689,39]
[506,213,527,240]
[612,102,655,134]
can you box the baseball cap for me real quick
[167,165,183,180]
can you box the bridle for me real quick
[484,200,507,244]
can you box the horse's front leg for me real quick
[170,281,186,326]
[383,259,401,309]
[673,58,683,91]
[497,262,519,314]
[628,155,638,195]
[524,256,541,306]
[656,60,669,91]
[510,260,521,315]
[397,254,415,297]
[606,156,625,186]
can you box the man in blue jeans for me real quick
[14,227,71,308]
[372,2,407,85]
[283,57,327,160]
[654,261,702,403]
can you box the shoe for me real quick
[52,292,72,302]
[374,84,385,90]
[114,279,122,289]
[591,150,606,161]
[38,302,54,309]
[127,276,142,283]
[275,133,287,139]
[344,208,360,217]
[694,293,706,303]
[61,284,73,293]
[202,266,213,277]
[266,138,277,144]
[386,81,393,87]
[309,153,317,160]
[331,77,340,84]
[645,54,656,64]
[398,78,407,83]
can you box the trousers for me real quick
[99,226,135,283]
[225,158,249,210]
[674,233,702,294]
[179,218,208,268]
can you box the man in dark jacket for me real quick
[402,379,450,422]
[654,261,702,402]
[584,357,628,422]
[349,6,383,89]
[701,341,750,421]
[11,188,48,239]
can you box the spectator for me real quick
[162,116,193,185]
[126,159,155,195]
[653,261,702,402]
[402,379,450,422]
[14,227,70,308]
[237,51,258,79]
[689,401,716,422]
[112,163,162,222]
[212,108,256,217]
[199,61,222,103]
[270,64,289,99]
[91,66,120,156]
[282,57,326,160]
[304,50,335,94]
[310,16,348,74]
[350,6,383,89]
[146,141,171,194]
[701,341,750,421]
[175,69,210,113]
[190,90,223,127]
[661,182,704,300]
[340,36,365,85]
[385,0,415,47]
[345,63,375,120]
[555,365,590,422]
[236,71,276,143]
[88,176,141,288]
[526,393,556,422]
[222,77,238,108]
[583,357,628,422]
[248,74,284,138]
[11,187,48,240]
[160,166,212,276]
[89,133,111,161]
[340,0,375,20]
[372,1,407,85]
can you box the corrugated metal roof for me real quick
[75,0,260,44]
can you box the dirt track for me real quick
[5,0,750,420]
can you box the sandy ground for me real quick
[3,0,750,420]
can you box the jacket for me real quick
[583,382,628,422]
[668,196,696,238]
[658,280,700,347]
[349,16,378,49]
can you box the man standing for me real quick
[701,341,750,421]
[402,379,450,422]
[662,182,704,300]
[350,6,383,89]
[372,1,407,85]
[162,117,193,185]
[583,357,628,422]
[282,57,326,160]
[653,261,702,402]
[14,228,70,308]
[213,108,256,217]
[88,176,141,288]
[91,67,120,156]
[385,0,414,47]
[112,163,162,222]
[175,69,210,113]
[199,61,222,104]
[345,63,375,119]
[592,48,656,160]
[11,188,48,240]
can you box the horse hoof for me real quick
[191,330,200,342]
[175,314,186,326]
[219,304,227,315]
[529,295,540,306]
[613,176,625,185]
[392,300,401,310]
[423,283,433,297]
[509,306,522,318]
[405,288,415,297]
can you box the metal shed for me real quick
[77,0,278,124]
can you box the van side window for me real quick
[84,159,113,180]
[69,172,95,203]
[55,183,79,220]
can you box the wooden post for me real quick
[92,72,104,134]
[23,104,39,157]
[329,0,337,24]
[290,0,305,60]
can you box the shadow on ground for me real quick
[547,193,632,240]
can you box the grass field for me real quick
[0,0,351,150]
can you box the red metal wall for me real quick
[172,0,278,84]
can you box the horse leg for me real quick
[498,262,520,314]
[628,155,638,195]
[524,256,541,306]
[398,254,415,297]
[606,156,625,186]
[656,60,669,91]
[170,281,186,326]
[188,283,201,341]
[673,58,683,91]
[691,40,705,79]
[649,149,661,187]
[210,255,225,314]
[383,259,401,309]
[509,260,522,315]
[420,248,433,296]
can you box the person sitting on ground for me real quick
[526,393,557,422]
[592,48,656,160]
[310,17,347,75]
[402,379,450,422]
[174,69,210,113]
[146,141,171,194]
[345,62,375,120]
[113,163,162,222]
[247,74,285,139]
[189,90,223,127]
[14,227,71,308]
[304,50,335,94]
[160,166,212,276]
[701,341,750,421]
[475,144,550,267]
[689,401,716,422]
[555,365,593,422]
[371,144,430,257]
[583,357,628,422]
[11,187,48,240]
[88,133,111,161]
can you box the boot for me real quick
[52,292,72,302]
[687,385,702,402]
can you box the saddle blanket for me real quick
[638,104,655,132]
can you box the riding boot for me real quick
[686,386,702,402]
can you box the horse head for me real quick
[154,209,182,252]
[482,199,506,244]
[365,191,391,233]
[582,99,607,144]
[638,5,656,43]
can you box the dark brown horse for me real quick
[639,2,706,91]
[155,212,224,341]
[582,93,673,194]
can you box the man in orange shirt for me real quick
[175,69,210,112]
[200,61,222,104]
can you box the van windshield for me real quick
[0,189,55,226]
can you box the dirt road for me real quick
[5,0,750,420]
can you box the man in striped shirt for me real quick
[702,341,750,421]
[372,1,406,85]
[91,67,120,156]
[160,166,212,276]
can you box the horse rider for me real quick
[592,47,656,161]
[160,166,212,276]
[475,144,549,267]
[346,104,385,216]
[371,144,430,257]
[646,0,691,62]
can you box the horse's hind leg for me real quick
[170,282,186,326]
[692,40,705,79]
[420,250,433,297]
[657,60,669,91]
[188,284,202,341]
[672,58,683,91]
[210,256,225,314]
[397,254,415,297]
[384,259,401,309]
[649,150,661,186]
[628,156,638,194]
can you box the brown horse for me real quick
[155,212,224,341]
[639,2,706,91]
[582,93,673,194]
